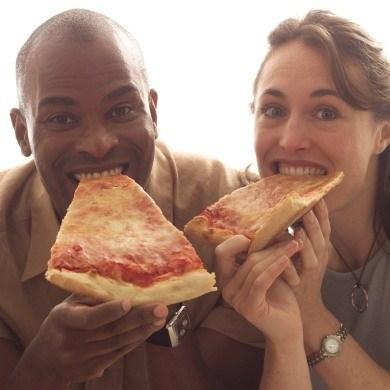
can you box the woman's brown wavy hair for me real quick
[252,10,390,239]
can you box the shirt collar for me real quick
[145,141,175,223]
[21,174,59,282]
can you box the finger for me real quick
[295,228,318,270]
[224,239,302,306]
[281,260,301,287]
[230,251,287,305]
[89,304,168,341]
[66,293,104,306]
[314,199,331,241]
[86,322,162,358]
[215,235,251,287]
[53,299,132,330]
[247,256,290,302]
[302,210,326,259]
[228,239,301,295]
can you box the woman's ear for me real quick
[375,121,390,154]
[10,108,32,157]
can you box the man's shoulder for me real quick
[154,141,259,226]
[0,161,35,184]
[0,161,37,222]
[171,148,257,196]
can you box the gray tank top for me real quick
[311,240,390,389]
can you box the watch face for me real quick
[324,335,341,355]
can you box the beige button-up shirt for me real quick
[0,141,262,389]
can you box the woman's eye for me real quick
[263,106,284,118]
[110,106,132,118]
[316,108,337,120]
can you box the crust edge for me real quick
[46,267,216,306]
[184,216,234,247]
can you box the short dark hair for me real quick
[16,8,148,109]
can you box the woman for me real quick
[216,10,390,389]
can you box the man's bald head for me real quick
[16,9,148,110]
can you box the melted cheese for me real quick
[49,175,204,287]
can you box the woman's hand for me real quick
[291,199,331,321]
[215,235,303,343]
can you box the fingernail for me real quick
[277,255,289,264]
[287,240,298,249]
[296,229,305,240]
[153,319,166,327]
[121,300,132,313]
[153,305,168,318]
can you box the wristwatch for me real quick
[307,323,348,367]
[147,304,191,347]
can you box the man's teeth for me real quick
[74,167,123,181]
[279,165,326,176]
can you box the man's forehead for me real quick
[26,32,146,91]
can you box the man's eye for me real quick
[316,108,337,120]
[49,114,75,125]
[110,106,132,118]
[48,114,76,126]
[262,106,284,118]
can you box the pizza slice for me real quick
[46,175,216,306]
[184,172,343,253]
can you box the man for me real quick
[0,9,261,390]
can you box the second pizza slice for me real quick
[184,172,344,252]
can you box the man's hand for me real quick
[18,294,168,386]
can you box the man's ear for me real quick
[149,89,158,138]
[10,108,32,157]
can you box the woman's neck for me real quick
[329,194,378,271]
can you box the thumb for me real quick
[215,235,251,288]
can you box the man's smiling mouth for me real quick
[71,165,127,182]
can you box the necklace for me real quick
[332,235,378,313]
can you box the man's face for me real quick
[15,33,157,218]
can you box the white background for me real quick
[1,0,389,171]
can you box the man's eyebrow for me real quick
[38,96,76,109]
[104,85,139,102]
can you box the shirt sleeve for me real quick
[200,304,265,348]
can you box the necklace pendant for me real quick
[351,283,368,313]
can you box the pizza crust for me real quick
[46,267,216,306]
[248,193,307,252]
[184,216,236,247]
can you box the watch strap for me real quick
[307,323,348,367]
[147,304,191,347]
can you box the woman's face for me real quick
[253,40,388,214]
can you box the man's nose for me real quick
[278,114,311,152]
[76,123,119,158]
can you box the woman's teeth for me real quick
[278,165,326,176]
